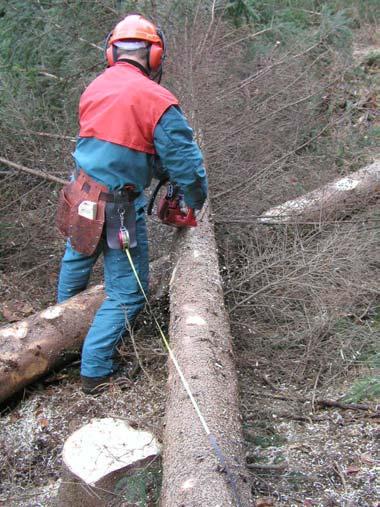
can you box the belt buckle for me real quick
[113,188,129,203]
[121,185,136,202]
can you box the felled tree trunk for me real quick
[0,256,170,403]
[161,206,251,507]
[259,159,380,224]
[57,418,161,507]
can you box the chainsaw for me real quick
[147,179,197,228]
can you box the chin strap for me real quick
[151,67,163,84]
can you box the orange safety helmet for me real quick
[105,14,165,73]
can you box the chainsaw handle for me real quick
[177,206,197,227]
[149,180,197,228]
[187,207,196,221]
[147,177,169,216]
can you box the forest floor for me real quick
[0,323,378,507]
[238,351,379,506]
[0,316,168,507]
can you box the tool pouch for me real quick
[69,198,105,256]
[56,174,106,256]
[105,200,137,249]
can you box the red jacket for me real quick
[79,62,178,154]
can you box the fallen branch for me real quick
[246,462,288,472]
[258,159,380,224]
[213,120,337,201]
[333,461,347,492]
[244,411,326,423]
[316,399,378,412]
[0,156,67,185]
[214,27,273,53]
[251,392,378,412]
[9,128,76,142]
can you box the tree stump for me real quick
[57,418,162,507]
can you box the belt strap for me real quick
[82,182,140,202]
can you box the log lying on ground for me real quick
[57,418,161,507]
[161,206,251,506]
[0,256,171,403]
[258,159,380,224]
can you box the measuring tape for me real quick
[121,239,244,507]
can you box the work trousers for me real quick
[57,209,149,378]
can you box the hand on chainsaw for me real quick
[177,189,187,213]
[151,181,198,228]
[180,197,201,219]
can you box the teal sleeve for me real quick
[153,106,208,210]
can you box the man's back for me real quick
[79,61,178,154]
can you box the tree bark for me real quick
[161,206,251,507]
[57,418,161,507]
[0,256,171,404]
[258,159,380,224]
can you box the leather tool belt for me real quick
[56,170,138,256]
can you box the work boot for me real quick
[81,375,111,395]
[81,370,131,395]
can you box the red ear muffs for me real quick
[107,41,161,70]
[104,25,165,72]
[105,31,115,67]
[149,42,163,72]
[106,45,114,66]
